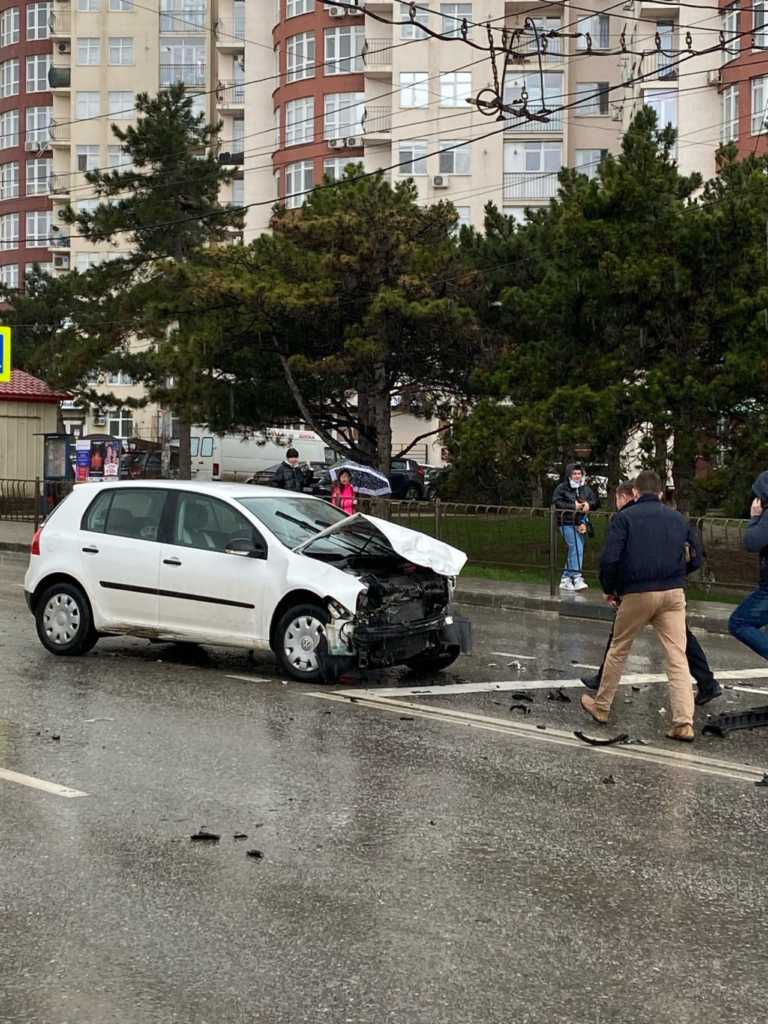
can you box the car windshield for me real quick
[238,495,347,548]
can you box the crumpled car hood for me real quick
[294,513,467,577]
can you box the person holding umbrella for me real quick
[328,461,392,500]
[331,468,357,515]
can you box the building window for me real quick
[26,157,51,195]
[644,88,677,129]
[285,159,313,208]
[721,84,739,142]
[323,156,354,181]
[77,38,101,64]
[77,144,100,171]
[751,75,768,133]
[0,162,18,200]
[107,371,133,385]
[285,96,314,145]
[398,139,428,175]
[78,0,99,10]
[108,144,133,171]
[0,110,19,149]
[26,261,53,278]
[0,212,19,250]
[576,14,609,50]
[160,0,205,32]
[286,31,314,82]
[0,59,19,97]
[109,91,135,120]
[400,72,429,108]
[454,206,471,230]
[756,0,767,47]
[574,148,607,179]
[575,82,610,116]
[231,177,244,205]
[26,107,51,147]
[76,252,105,271]
[109,0,135,10]
[440,71,472,107]
[159,37,206,87]
[0,263,18,288]
[107,408,134,438]
[76,91,102,119]
[0,8,19,48]
[324,92,364,139]
[399,1,428,39]
[287,0,314,14]
[27,2,49,40]
[231,117,244,154]
[722,4,740,63]
[108,37,134,64]
[324,26,364,75]
[440,3,471,37]
[26,210,51,247]
[438,141,471,174]
[26,55,50,93]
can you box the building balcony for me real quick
[49,9,71,36]
[218,149,244,168]
[363,105,391,138]
[646,49,679,81]
[507,36,564,65]
[160,63,207,88]
[216,79,245,110]
[50,120,71,145]
[48,230,71,249]
[216,17,246,52]
[49,173,71,196]
[363,38,392,78]
[503,109,563,133]
[503,171,558,201]
[48,66,71,90]
[159,8,207,33]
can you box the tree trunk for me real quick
[177,417,192,480]
[653,422,668,482]
[671,410,696,515]
[373,363,392,473]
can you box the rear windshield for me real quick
[237,495,345,548]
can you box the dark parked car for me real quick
[119,450,162,480]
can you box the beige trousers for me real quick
[594,588,695,727]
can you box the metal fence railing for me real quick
[0,479,74,529]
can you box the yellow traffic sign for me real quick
[0,326,10,383]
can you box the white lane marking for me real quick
[227,674,275,684]
[0,768,88,798]
[572,663,600,671]
[731,686,768,696]
[310,693,764,784]
[490,652,538,660]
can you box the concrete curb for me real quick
[456,586,733,637]
[0,541,30,555]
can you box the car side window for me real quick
[83,490,112,532]
[172,492,260,554]
[103,489,167,541]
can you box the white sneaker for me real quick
[560,578,575,591]
[573,576,589,591]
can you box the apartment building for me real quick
[719,0,768,159]
[620,1,721,180]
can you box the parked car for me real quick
[421,465,449,501]
[119,450,162,480]
[247,462,324,492]
[24,482,472,682]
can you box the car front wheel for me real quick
[275,604,341,683]
[35,583,97,656]
[404,485,420,501]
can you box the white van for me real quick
[190,427,335,482]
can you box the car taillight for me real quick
[31,527,42,556]
[417,466,425,478]
[213,463,220,478]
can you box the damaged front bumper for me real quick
[324,608,473,669]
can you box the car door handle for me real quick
[163,557,182,566]
[82,546,99,554]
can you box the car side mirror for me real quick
[225,537,267,560]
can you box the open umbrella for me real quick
[329,461,391,497]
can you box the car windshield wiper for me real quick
[275,510,321,534]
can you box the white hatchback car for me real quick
[24,482,472,682]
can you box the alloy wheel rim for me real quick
[43,593,81,646]
[284,615,325,673]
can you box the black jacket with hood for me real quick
[551,462,600,526]
[744,471,768,586]
[272,461,310,492]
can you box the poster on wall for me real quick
[75,440,91,482]
[104,440,121,478]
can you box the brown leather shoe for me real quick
[581,693,609,724]
[666,725,695,742]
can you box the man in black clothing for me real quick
[581,481,722,706]
[272,448,311,492]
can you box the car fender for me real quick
[283,549,365,614]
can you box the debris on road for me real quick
[574,730,630,747]
[702,705,768,737]
[621,736,651,746]
[755,774,768,788]
[399,715,414,721]
[536,724,547,730]
[509,704,531,715]
[246,849,264,860]
[83,718,114,724]
[233,833,248,840]
[510,691,534,703]
[548,688,572,703]
[602,775,617,785]
[51,734,60,742]
[190,830,220,842]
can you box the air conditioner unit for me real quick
[328,138,345,149]
[707,69,721,86]
[611,106,623,122]
[432,175,449,189]
[327,6,346,16]
[53,253,69,270]
[345,136,363,147]
[25,140,42,152]
[93,412,106,426]
[57,41,71,54]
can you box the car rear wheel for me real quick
[275,604,339,683]
[405,645,461,674]
[36,583,97,656]
[404,485,420,501]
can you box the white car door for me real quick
[156,491,268,646]
[78,486,166,633]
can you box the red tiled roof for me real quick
[0,369,70,404]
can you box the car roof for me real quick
[69,481,324,500]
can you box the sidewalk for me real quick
[0,520,736,635]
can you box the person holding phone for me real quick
[552,462,599,591]
[728,473,768,661]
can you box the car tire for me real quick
[404,485,420,501]
[35,582,98,656]
[405,645,461,674]
[274,603,339,683]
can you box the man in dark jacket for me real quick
[552,462,600,592]
[728,471,768,661]
[272,448,311,492]
[581,470,701,742]
[581,481,721,706]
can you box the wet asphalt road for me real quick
[1,560,768,1024]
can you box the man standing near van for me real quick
[272,448,310,492]
[581,470,701,742]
